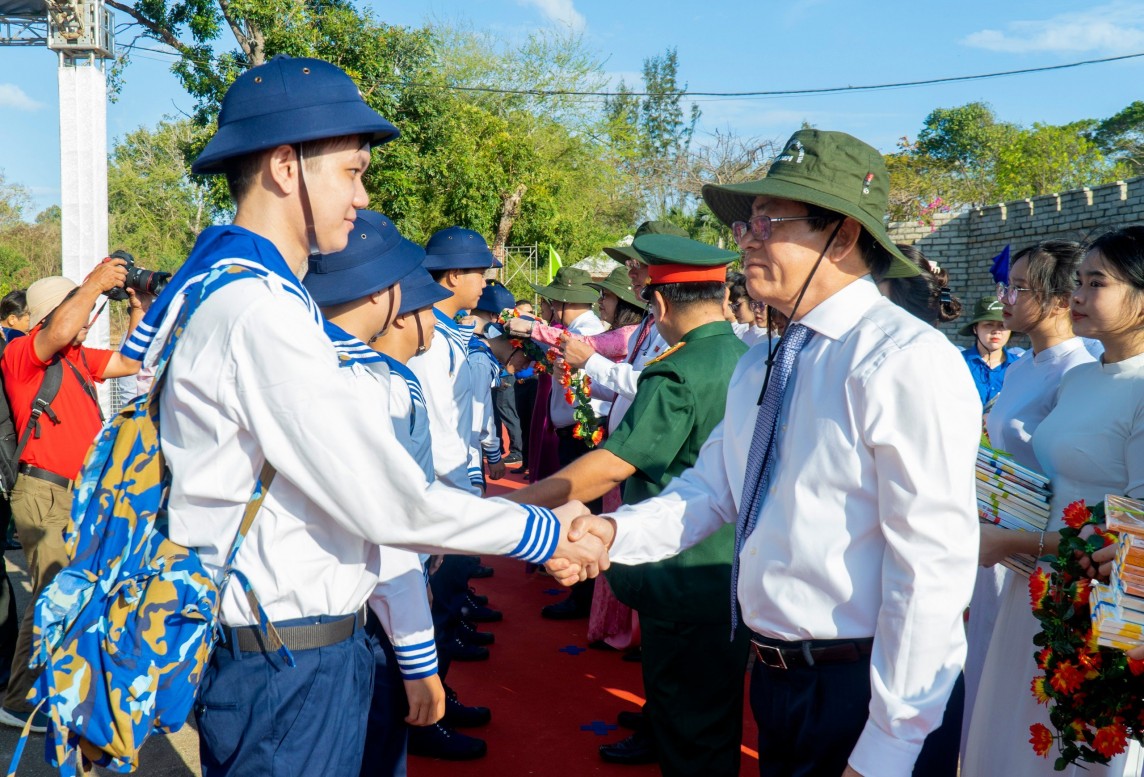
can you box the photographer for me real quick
[0,258,145,731]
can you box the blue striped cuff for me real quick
[507,505,560,564]
[393,639,439,680]
[120,323,156,360]
[485,448,503,464]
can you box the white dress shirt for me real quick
[583,315,668,432]
[985,337,1099,470]
[548,310,610,428]
[158,276,559,627]
[607,277,982,777]
[407,309,479,494]
[467,343,502,489]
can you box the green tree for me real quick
[108,118,218,272]
[1093,101,1144,173]
[604,48,701,220]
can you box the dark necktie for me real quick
[730,323,814,634]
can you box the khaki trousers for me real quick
[4,473,71,711]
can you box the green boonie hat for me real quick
[958,296,1006,336]
[586,265,644,308]
[634,234,739,285]
[701,129,920,279]
[530,266,598,304]
[602,220,688,265]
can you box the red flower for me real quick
[1128,657,1144,677]
[1077,647,1102,674]
[559,373,572,387]
[1062,500,1091,530]
[1049,661,1085,695]
[1030,723,1053,757]
[1074,578,1091,607]
[1036,646,1052,670]
[583,376,592,392]
[590,428,604,446]
[572,422,583,439]
[1031,677,1051,705]
[1029,568,1050,610]
[1093,723,1129,759]
[564,389,575,405]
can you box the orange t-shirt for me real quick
[1,325,112,480]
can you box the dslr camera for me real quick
[104,250,171,301]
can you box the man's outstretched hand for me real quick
[546,502,615,585]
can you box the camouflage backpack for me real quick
[7,264,292,776]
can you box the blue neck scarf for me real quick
[121,225,316,361]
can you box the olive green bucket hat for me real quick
[529,266,599,304]
[586,265,644,308]
[701,129,920,279]
[602,220,688,265]
[958,296,1005,337]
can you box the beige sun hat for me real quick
[27,276,78,327]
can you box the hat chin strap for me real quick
[413,312,429,355]
[293,144,321,258]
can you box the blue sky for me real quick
[2,0,1143,214]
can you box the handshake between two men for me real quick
[546,502,620,586]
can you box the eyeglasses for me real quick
[995,283,1035,305]
[731,214,816,246]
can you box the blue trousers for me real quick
[360,612,408,777]
[195,613,374,777]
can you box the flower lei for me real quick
[499,309,604,447]
[499,308,550,374]
[1029,499,1144,769]
[557,358,603,448]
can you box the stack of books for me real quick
[976,445,1052,577]
[1092,496,1144,650]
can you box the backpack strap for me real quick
[214,461,295,666]
[10,358,64,474]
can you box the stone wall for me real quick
[887,177,1144,346]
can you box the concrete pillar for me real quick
[58,58,111,412]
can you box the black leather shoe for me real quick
[408,723,487,760]
[467,587,489,606]
[442,688,492,728]
[445,636,489,662]
[503,453,523,465]
[541,595,591,620]
[468,564,494,579]
[458,620,495,645]
[599,731,657,765]
[461,594,503,623]
[616,710,645,731]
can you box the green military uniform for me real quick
[602,234,751,777]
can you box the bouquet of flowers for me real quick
[1029,498,1144,769]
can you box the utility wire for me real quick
[119,42,1144,100]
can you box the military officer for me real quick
[511,234,751,775]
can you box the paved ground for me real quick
[0,549,201,776]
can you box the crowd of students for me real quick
[1,53,1144,777]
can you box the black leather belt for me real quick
[18,463,71,490]
[751,635,874,670]
[220,607,366,654]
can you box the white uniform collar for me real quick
[795,276,881,342]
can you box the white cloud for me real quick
[517,0,586,31]
[0,84,44,111]
[962,1,1144,54]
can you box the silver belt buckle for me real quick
[754,642,788,670]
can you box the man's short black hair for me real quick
[0,289,27,320]
[644,281,726,309]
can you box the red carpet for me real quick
[410,471,759,775]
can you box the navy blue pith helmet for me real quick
[304,211,422,307]
[423,227,503,271]
[474,282,516,315]
[399,267,453,315]
[192,55,399,175]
